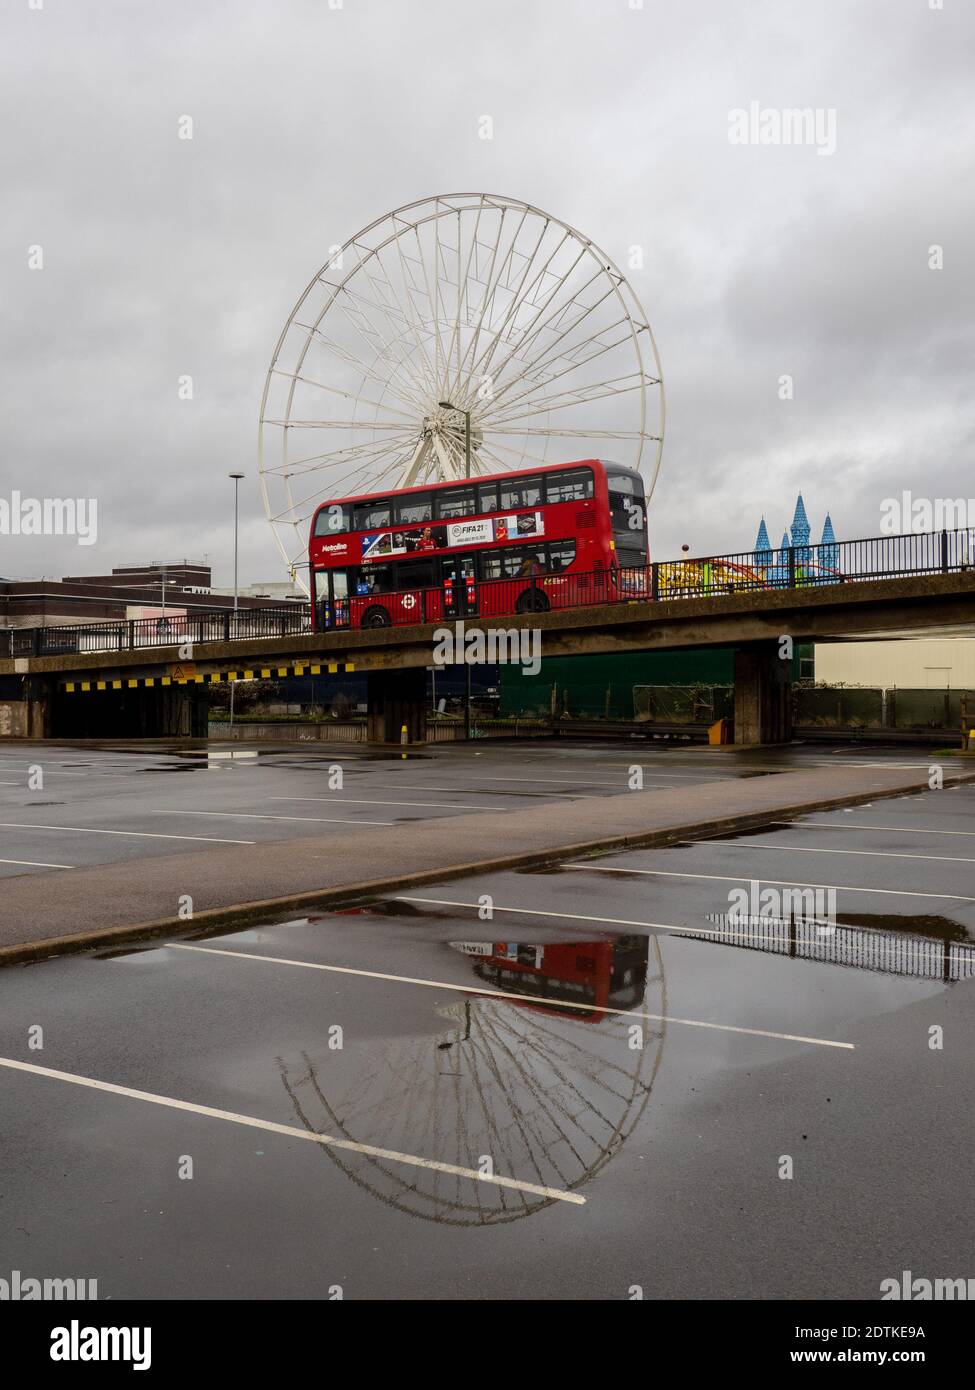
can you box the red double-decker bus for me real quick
[308,458,648,630]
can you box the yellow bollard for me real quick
[400,723,408,746]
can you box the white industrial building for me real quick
[815,639,975,688]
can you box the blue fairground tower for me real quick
[752,498,840,586]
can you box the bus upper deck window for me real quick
[395,493,433,525]
[545,469,593,504]
[499,476,543,510]
[314,503,351,535]
[477,481,499,514]
[353,500,392,531]
[436,487,476,519]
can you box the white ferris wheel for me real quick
[259,193,665,593]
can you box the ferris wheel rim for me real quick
[259,192,664,592]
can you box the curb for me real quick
[3,769,973,970]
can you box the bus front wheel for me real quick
[362,606,392,628]
[516,589,549,614]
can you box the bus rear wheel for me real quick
[362,607,392,628]
[516,589,549,614]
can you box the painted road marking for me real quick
[701,840,975,866]
[331,782,595,800]
[778,820,975,839]
[0,857,74,869]
[269,796,514,811]
[169,942,854,1050]
[149,810,393,827]
[562,863,975,904]
[0,1057,583,1206]
[0,822,256,844]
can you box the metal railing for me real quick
[697,911,975,984]
[1,526,972,657]
[0,607,309,659]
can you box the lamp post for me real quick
[228,472,244,731]
[438,402,471,479]
[229,473,244,618]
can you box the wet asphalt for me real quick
[0,740,956,874]
[0,749,972,1300]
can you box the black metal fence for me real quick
[1,526,972,656]
[0,607,308,659]
[698,911,975,984]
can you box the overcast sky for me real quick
[2,0,973,587]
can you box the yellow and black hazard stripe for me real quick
[61,661,356,692]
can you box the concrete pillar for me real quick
[733,644,793,745]
[25,677,55,739]
[366,668,427,744]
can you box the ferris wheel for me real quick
[259,193,665,591]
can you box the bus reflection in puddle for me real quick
[450,935,650,1021]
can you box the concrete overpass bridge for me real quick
[2,530,974,744]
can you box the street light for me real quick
[229,473,245,615]
[228,472,245,733]
[438,401,471,479]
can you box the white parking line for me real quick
[451,772,733,785]
[0,1057,583,1206]
[342,782,593,799]
[269,796,513,811]
[561,863,975,904]
[170,942,854,1050]
[702,840,975,865]
[780,820,975,839]
[150,810,393,826]
[0,821,256,844]
[0,857,74,869]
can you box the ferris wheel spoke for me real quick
[485,426,652,440]
[484,374,649,427]
[338,253,440,405]
[462,230,584,401]
[408,216,449,400]
[265,432,417,476]
[478,323,651,420]
[454,211,555,402]
[475,438,555,471]
[329,290,437,411]
[279,443,417,518]
[290,319,431,415]
[269,368,419,424]
[472,1016,583,1184]
[442,200,485,405]
[383,227,445,405]
[474,275,620,412]
[450,204,529,401]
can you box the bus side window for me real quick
[436,486,476,519]
[353,500,392,530]
[547,540,576,572]
[362,564,394,593]
[544,469,593,504]
[499,476,543,510]
[477,481,499,514]
[479,551,503,581]
[397,558,437,590]
[314,504,351,535]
